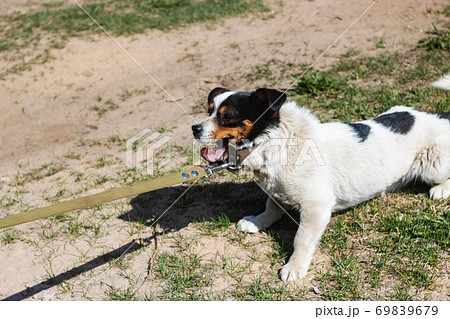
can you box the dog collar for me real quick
[226,141,253,172]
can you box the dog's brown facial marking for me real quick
[211,119,253,142]
[218,105,228,115]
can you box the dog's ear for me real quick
[208,87,229,106]
[250,88,286,113]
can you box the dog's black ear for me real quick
[208,87,229,105]
[250,88,286,112]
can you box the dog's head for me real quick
[192,87,286,164]
[192,87,286,144]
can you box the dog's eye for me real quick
[224,114,233,121]
[221,114,235,124]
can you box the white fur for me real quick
[432,74,450,90]
[195,91,237,143]
[214,91,236,109]
[236,77,450,281]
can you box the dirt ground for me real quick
[0,0,449,300]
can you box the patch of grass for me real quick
[92,99,118,118]
[158,125,167,133]
[265,231,288,267]
[94,175,109,186]
[153,251,213,300]
[372,208,448,288]
[316,188,449,300]
[376,37,386,49]
[106,286,135,301]
[45,189,67,203]
[16,163,65,186]
[92,105,108,117]
[318,252,362,300]
[333,52,404,80]
[318,212,364,300]
[417,25,450,51]
[233,276,292,300]
[119,88,147,101]
[197,214,232,236]
[292,70,348,96]
[367,255,388,289]
[64,152,81,160]
[89,139,101,147]
[109,134,124,146]
[95,155,115,168]
[388,283,416,301]
[0,193,20,210]
[377,209,449,254]
[2,230,19,244]
[247,58,296,86]
[248,59,277,84]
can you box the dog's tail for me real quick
[432,74,450,90]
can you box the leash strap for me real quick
[0,166,207,230]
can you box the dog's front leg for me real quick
[237,197,284,233]
[279,202,333,281]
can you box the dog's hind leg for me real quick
[237,197,284,233]
[430,179,450,200]
[413,143,450,200]
[424,144,450,200]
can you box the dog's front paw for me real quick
[236,215,261,233]
[279,260,307,282]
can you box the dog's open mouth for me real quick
[201,138,229,165]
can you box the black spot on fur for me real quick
[346,123,371,142]
[373,111,415,134]
[436,112,450,123]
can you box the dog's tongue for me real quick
[201,140,228,163]
[201,146,226,163]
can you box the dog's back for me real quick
[316,106,450,210]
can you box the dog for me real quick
[192,74,450,281]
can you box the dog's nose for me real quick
[192,124,203,136]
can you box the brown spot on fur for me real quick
[208,103,214,113]
[211,119,253,142]
[218,106,228,114]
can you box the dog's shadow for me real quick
[120,180,268,231]
[125,178,301,243]
[121,179,300,253]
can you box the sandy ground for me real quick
[0,0,449,300]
